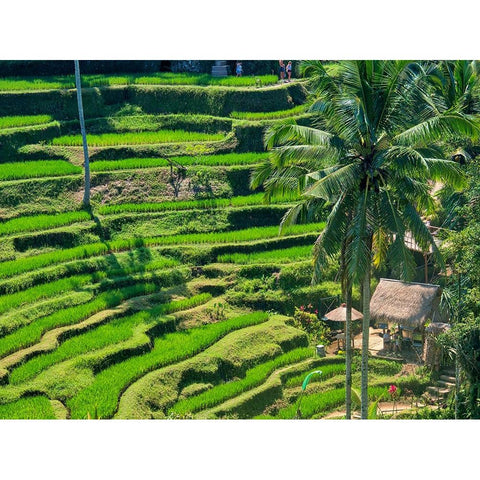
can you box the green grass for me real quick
[0,223,324,280]
[217,245,313,264]
[0,282,162,358]
[50,130,226,147]
[0,274,93,317]
[169,347,313,416]
[0,160,82,181]
[0,115,54,129]
[0,396,55,419]
[0,74,279,91]
[230,105,307,120]
[67,312,269,419]
[97,193,297,215]
[9,293,212,385]
[0,211,91,236]
[90,152,269,172]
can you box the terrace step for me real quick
[439,374,456,383]
[438,378,455,387]
[426,386,450,398]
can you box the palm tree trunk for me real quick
[345,281,353,419]
[360,265,371,419]
[74,60,90,207]
[455,356,460,419]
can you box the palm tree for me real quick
[428,60,480,115]
[74,60,91,207]
[428,60,480,229]
[252,60,473,419]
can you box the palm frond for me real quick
[304,162,362,202]
[264,121,342,150]
[423,158,466,189]
[395,114,480,145]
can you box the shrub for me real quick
[237,264,282,279]
[278,261,313,289]
[226,166,259,196]
[0,88,119,120]
[233,123,266,152]
[292,306,331,345]
[226,288,290,313]
[289,282,344,312]
[205,302,227,322]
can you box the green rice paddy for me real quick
[0,73,279,91]
[90,152,269,172]
[50,130,226,147]
[0,115,54,129]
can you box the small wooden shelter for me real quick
[369,278,446,350]
[323,303,363,350]
[323,303,363,323]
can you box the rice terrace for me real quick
[0,59,479,420]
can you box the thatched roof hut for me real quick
[370,278,445,330]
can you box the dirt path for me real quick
[322,401,414,419]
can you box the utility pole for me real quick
[74,60,90,207]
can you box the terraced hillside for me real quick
[0,72,414,419]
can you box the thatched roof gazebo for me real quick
[323,303,363,350]
[370,278,445,331]
[323,303,363,322]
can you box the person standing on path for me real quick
[394,328,402,354]
[286,61,292,81]
[236,62,243,77]
[279,60,285,81]
[383,329,391,352]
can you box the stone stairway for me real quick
[211,61,229,77]
[427,367,456,402]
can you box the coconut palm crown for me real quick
[252,60,472,284]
